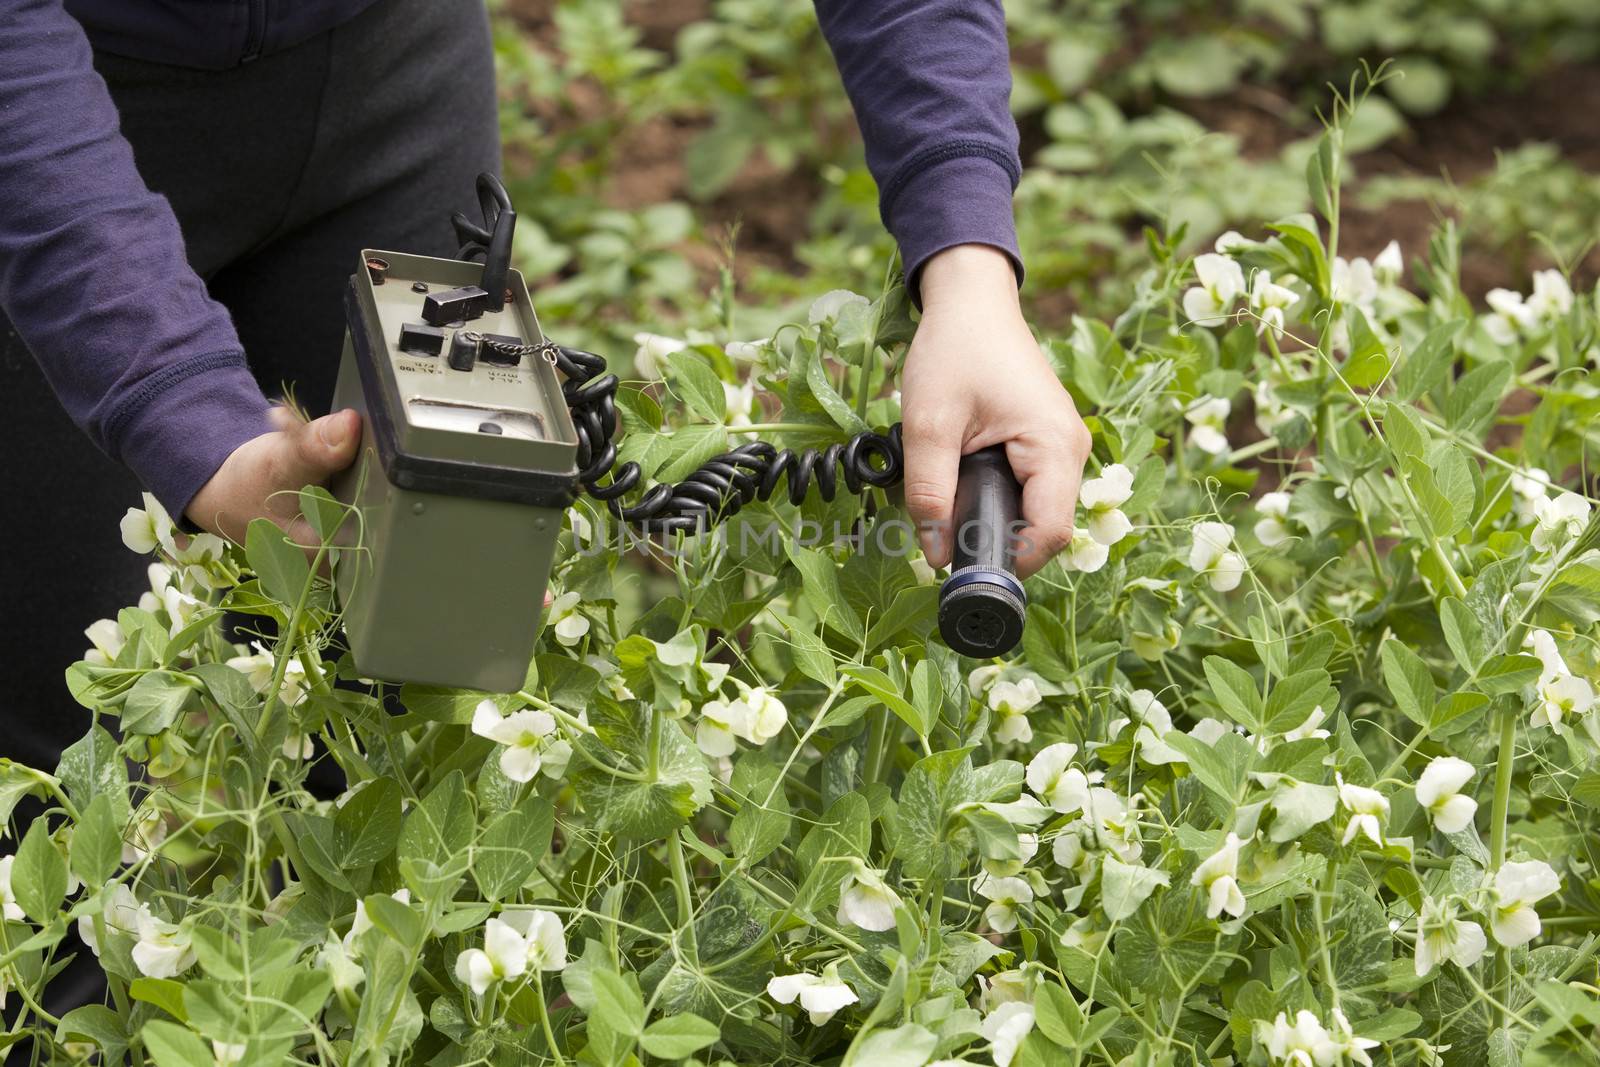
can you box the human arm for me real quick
[0,0,353,541]
[813,0,1090,575]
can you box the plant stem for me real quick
[667,831,697,959]
[533,974,568,1066]
[1489,698,1518,1029]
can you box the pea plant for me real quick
[7,96,1600,1067]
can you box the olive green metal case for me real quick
[330,250,579,692]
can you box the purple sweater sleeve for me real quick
[813,0,1023,296]
[0,0,275,518]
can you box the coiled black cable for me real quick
[453,173,902,534]
[545,341,904,535]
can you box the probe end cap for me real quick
[938,575,1026,658]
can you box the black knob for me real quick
[938,446,1026,658]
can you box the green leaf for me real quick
[897,749,978,880]
[0,765,47,839]
[591,967,645,1039]
[55,725,131,826]
[1263,669,1333,733]
[1099,854,1170,920]
[728,753,790,867]
[14,818,67,923]
[1395,321,1462,402]
[245,517,311,606]
[847,1023,937,1067]
[804,349,868,434]
[333,777,405,869]
[1267,779,1338,843]
[473,793,554,901]
[639,1013,721,1058]
[1440,597,1485,672]
[1477,654,1543,696]
[56,1004,127,1058]
[1203,656,1263,730]
[121,671,196,736]
[666,350,728,424]
[572,708,712,840]
[1446,361,1511,432]
[1166,730,1256,804]
[1381,640,1435,727]
[129,978,188,1021]
[779,617,837,689]
[396,771,474,897]
[1032,983,1085,1046]
[787,544,864,644]
[843,665,928,737]
[71,794,121,888]
[140,1021,213,1067]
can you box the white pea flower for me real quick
[0,856,26,922]
[1026,743,1092,814]
[1527,269,1574,322]
[1533,672,1595,730]
[1184,396,1231,456]
[343,889,411,957]
[974,873,1033,934]
[631,332,684,381]
[1258,1010,1329,1067]
[724,338,770,363]
[990,678,1042,744]
[981,1001,1036,1067]
[1490,860,1560,948]
[838,862,901,932]
[500,908,567,971]
[1064,528,1110,573]
[1524,629,1570,686]
[731,685,788,745]
[723,380,757,430]
[1124,689,1182,765]
[1316,1007,1380,1067]
[1253,491,1293,547]
[1214,230,1256,254]
[454,917,529,996]
[131,908,196,979]
[1330,256,1377,310]
[1281,706,1330,743]
[471,701,563,783]
[767,964,859,1025]
[1253,374,1295,435]
[1511,468,1552,521]
[1188,522,1245,592]
[1078,463,1135,546]
[1414,896,1487,976]
[225,641,310,707]
[162,585,205,638]
[120,493,177,555]
[281,731,315,761]
[967,665,1004,699]
[212,1041,247,1066]
[317,933,364,994]
[83,619,126,666]
[1249,270,1299,336]
[1532,491,1590,554]
[1373,240,1404,286]
[78,883,142,956]
[140,561,174,613]
[545,591,590,646]
[977,969,1032,1013]
[1336,774,1388,847]
[1182,253,1246,327]
[696,697,745,758]
[1191,832,1246,919]
[1415,757,1478,834]
[808,289,869,327]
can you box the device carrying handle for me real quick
[451,173,516,311]
[938,446,1027,658]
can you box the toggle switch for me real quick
[421,285,488,326]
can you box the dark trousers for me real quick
[0,0,499,1031]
